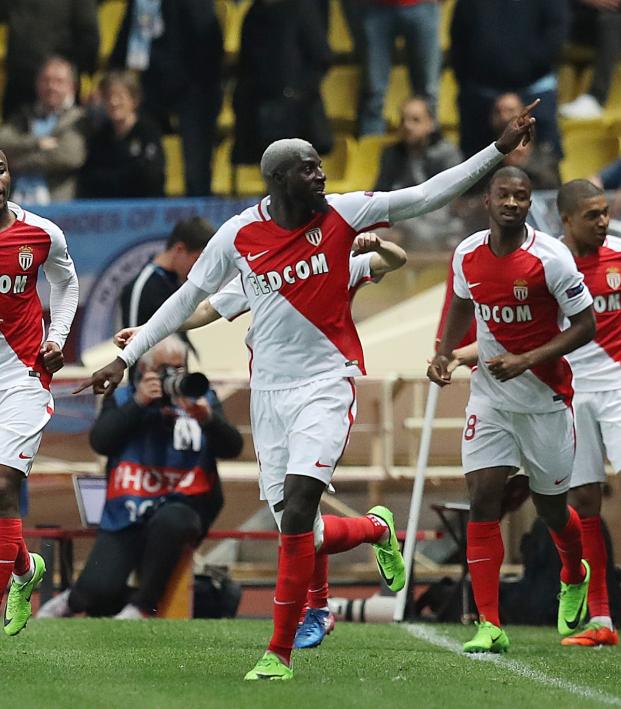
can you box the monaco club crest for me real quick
[513,279,528,301]
[606,267,621,291]
[305,227,323,247]
[18,245,33,271]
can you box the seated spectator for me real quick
[560,0,621,120]
[233,0,333,166]
[79,71,165,198]
[374,97,462,191]
[491,94,561,190]
[37,336,243,619]
[0,56,88,204]
[375,97,464,251]
[108,0,223,196]
[591,157,621,191]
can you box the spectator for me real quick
[590,158,621,190]
[560,0,621,120]
[491,94,561,190]
[38,335,243,619]
[358,0,441,136]
[120,217,215,331]
[79,71,165,199]
[375,96,464,250]
[109,0,223,196]
[0,56,88,204]
[0,0,99,119]
[375,96,462,190]
[450,0,568,158]
[233,0,333,166]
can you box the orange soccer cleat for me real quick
[561,622,619,647]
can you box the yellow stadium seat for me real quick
[604,64,621,119]
[234,163,264,197]
[323,134,357,192]
[439,0,456,53]
[220,0,251,57]
[163,134,186,197]
[348,134,395,191]
[217,84,235,135]
[560,120,619,181]
[328,0,353,55]
[438,68,458,135]
[212,138,233,195]
[0,23,7,62]
[322,65,360,128]
[98,0,126,62]
[384,66,411,129]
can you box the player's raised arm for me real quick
[387,100,539,223]
[351,232,407,277]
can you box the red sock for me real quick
[549,506,585,585]
[467,521,504,627]
[319,514,386,555]
[0,519,22,595]
[581,515,609,618]
[13,537,31,577]
[268,531,315,664]
[307,552,329,609]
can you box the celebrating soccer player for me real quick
[556,180,620,647]
[0,150,79,635]
[78,103,536,679]
[428,166,596,653]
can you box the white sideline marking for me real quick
[405,623,621,707]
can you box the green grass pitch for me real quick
[1,619,619,709]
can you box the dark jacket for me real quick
[109,0,223,112]
[0,0,99,117]
[90,386,243,533]
[450,0,569,91]
[374,137,463,191]
[79,117,165,199]
[233,0,333,164]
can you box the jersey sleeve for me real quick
[328,192,391,232]
[187,219,238,295]
[545,242,593,317]
[451,247,470,300]
[348,253,374,288]
[42,222,77,284]
[209,276,249,321]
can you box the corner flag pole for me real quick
[393,380,440,622]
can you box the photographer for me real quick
[39,336,243,619]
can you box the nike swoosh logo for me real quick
[247,250,270,261]
[378,567,394,587]
[467,282,482,288]
[467,558,491,564]
[565,596,586,630]
[554,476,568,485]
[315,461,332,469]
[18,452,31,459]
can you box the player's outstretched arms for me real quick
[352,232,407,276]
[74,357,127,396]
[387,100,539,223]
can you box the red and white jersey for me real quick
[565,235,621,393]
[453,226,592,413]
[188,192,390,389]
[210,252,375,321]
[0,202,76,391]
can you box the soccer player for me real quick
[428,166,596,653]
[114,232,407,650]
[0,150,79,635]
[557,180,620,647]
[77,107,536,679]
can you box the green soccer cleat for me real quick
[368,505,406,592]
[244,652,294,681]
[558,559,590,637]
[463,620,510,654]
[4,553,46,636]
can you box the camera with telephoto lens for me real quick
[159,366,209,399]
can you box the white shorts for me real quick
[461,402,575,495]
[0,385,54,476]
[571,390,621,488]
[251,376,357,530]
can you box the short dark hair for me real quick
[99,70,142,106]
[486,166,532,193]
[166,217,216,251]
[556,179,604,217]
